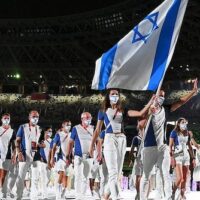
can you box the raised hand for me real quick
[192,78,198,95]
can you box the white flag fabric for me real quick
[92,0,188,91]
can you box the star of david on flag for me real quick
[132,12,159,44]
[92,0,189,91]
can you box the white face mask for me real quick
[109,95,119,104]
[157,97,165,106]
[64,125,71,132]
[2,118,10,126]
[47,131,52,137]
[30,117,39,125]
[83,119,91,126]
[180,123,187,131]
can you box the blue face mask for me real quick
[109,95,119,104]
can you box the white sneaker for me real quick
[30,194,39,200]
[41,194,48,199]
[135,193,139,200]
[0,193,3,198]
[92,189,101,199]
[23,188,30,197]
[154,189,163,199]
[65,190,75,199]
[61,188,66,199]
[56,192,62,200]
[175,189,181,200]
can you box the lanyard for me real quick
[29,124,38,137]
[81,125,92,137]
[62,133,68,143]
[113,108,119,120]
[0,128,9,137]
[46,139,51,144]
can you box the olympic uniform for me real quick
[0,126,15,170]
[170,131,190,166]
[0,126,15,197]
[15,123,41,200]
[140,107,172,200]
[70,124,94,199]
[53,131,70,172]
[98,108,127,200]
[40,138,52,198]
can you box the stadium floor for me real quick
[20,189,200,200]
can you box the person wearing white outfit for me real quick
[129,120,144,200]
[67,112,94,200]
[169,118,196,200]
[0,113,15,198]
[39,126,53,199]
[135,92,172,200]
[89,89,154,200]
[89,89,126,200]
[51,120,71,200]
[15,110,42,200]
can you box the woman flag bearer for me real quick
[89,89,154,200]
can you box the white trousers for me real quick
[15,161,40,199]
[40,162,51,195]
[74,155,93,199]
[99,161,109,196]
[2,164,18,195]
[103,134,127,200]
[140,146,172,200]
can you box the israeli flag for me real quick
[92,0,188,91]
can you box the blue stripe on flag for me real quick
[98,44,118,90]
[147,0,181,91]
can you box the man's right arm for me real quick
[15,126,24,162]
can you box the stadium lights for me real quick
[7,73,21,79]
[16,74,20,79]
[95,12,124,29]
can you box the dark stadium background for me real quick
[0,1,199,173]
